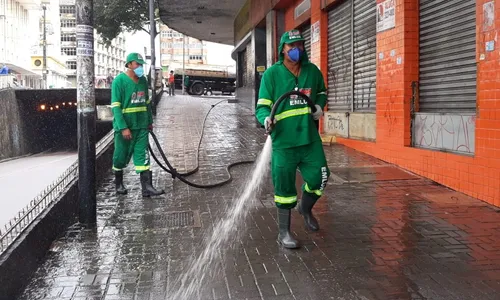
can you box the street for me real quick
[0,151,77,229]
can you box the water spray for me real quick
[156,91,317,299]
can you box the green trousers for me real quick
[112,129,150,173]
[272,140,330,209]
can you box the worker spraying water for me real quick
[166,30,331,299]
[256,29,331,249]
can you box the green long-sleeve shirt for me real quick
[255,61,327,149]
[111,72,153,131]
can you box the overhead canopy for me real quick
[157,0,247,45]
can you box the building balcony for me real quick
[61,41,76,47]
[61,27,76,33]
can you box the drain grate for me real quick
[141,210,201,228]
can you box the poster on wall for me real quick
[376,0,396,33]
[311,21,320,43]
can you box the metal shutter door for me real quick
[302,25,311,57]
[327,0,352,111]
[353,0,376,111]
[419,0,476,112]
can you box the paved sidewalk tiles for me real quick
[19,95,500,300]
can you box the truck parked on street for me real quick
[173,68,236,96]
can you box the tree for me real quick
[93,0,160,45]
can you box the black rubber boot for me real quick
[115,171,128,195]
[148,170,153,186]
[298,192,319,231]
[140,171,165,197]
[277,208,300,249]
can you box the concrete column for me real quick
[276,10,286,59]
[266,10,275,67]
[253,27,266,109]
[310,0,329,133]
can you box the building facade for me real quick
[29,0,68,88]
[93,34,127,86]
[59,0,126,87]
[159,24,208,76]
[232,0,500,207]
[0,0,42,88]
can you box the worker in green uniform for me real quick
[111,52,165,197]
[255,30,330,249]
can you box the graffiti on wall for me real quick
[325,112,348,137]
[383,96,397,135]
[327,32,376,111]
[352,31,376,111]
[413,113,476,154]
[327,43,351,108]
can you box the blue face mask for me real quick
[287,47,303,63]
[133,65,144,77]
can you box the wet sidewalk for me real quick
[19,95,500,300]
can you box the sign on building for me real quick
[311,21,320,44]
[376,0,396,33]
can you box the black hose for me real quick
[148,99,254,189]
[268,90,317,134]
[148,90,317,189]
[148,99,227,177]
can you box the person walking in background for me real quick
[168,70,175,96]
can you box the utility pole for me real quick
[182,34,185,95]
[149,0,156,115]
[42,5,47,89]
[76,0,96,225]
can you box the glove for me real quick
[312,105,323,120]
[264,116,275,132]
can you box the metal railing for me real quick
[0,75,14,89]
[0,74,43,90]
[0,130,114,254]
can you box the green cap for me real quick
[280,29,305,45]
[278,29,309,63]
[125,52,146,67]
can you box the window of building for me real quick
[61,19,75,28]
[61,34,76,42]
[66,61,76,69]
[189,55,203,60]
[60,5,75,14]
[61,47,76,56]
